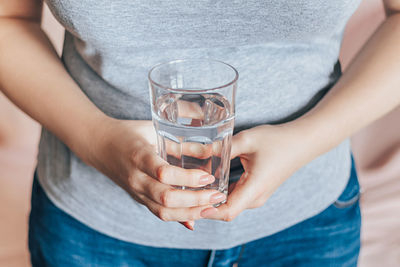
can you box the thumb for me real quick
[230,131,251,159]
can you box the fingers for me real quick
[179,221,195,231]
[165,139,213,160]
[134,149,215,187]
[157,164,215,187]
[231,128,265,160]
[139,193,215,222]
[230,131,249,159]
[137,174,226,208]
[200,172,255,222]
[176,99,204,121]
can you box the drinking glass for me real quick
[148,59,238,200]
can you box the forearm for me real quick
[0,18,108,161]
[290,13,400,160]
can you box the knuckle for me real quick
[127,173,137,190]
[127,170,144,189]
[141,151,154,165]
[157,208,170,222]
[131,149,155,174]
[237,131,252,147]
[130,148,143,164]
[223,211,236,222]
[187,212,198,221]
[160,189,174,207]
[157,165,168,183]
[253,199,265,208]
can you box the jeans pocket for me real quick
[333,158,361,209]
[333,190,361,209]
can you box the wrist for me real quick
[281,115,335,162]
[65,111,114,165]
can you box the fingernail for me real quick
[200,207,218,218]
[210,193,226,204]
[180,221,195,231]
[199,175,215,185]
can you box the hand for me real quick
[86,118,227,227]
[200,124,312,221]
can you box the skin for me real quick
[1,1,400,230]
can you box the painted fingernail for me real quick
[199,175,215,185]
[200,207,218,218]
[210,193,226,204]
[180,221,195,231]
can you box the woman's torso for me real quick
[37,0,360,249]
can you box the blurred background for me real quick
[0,0,399,266]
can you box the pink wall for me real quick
[341,1,400,266]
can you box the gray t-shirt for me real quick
[38,0,361,249]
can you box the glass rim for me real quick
[148,58,239,93]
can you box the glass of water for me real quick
[148,59,238,199]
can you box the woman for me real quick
[1,0,399,266]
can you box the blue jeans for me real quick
[29,161,361,267]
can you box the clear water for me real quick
[153,93,234,195]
